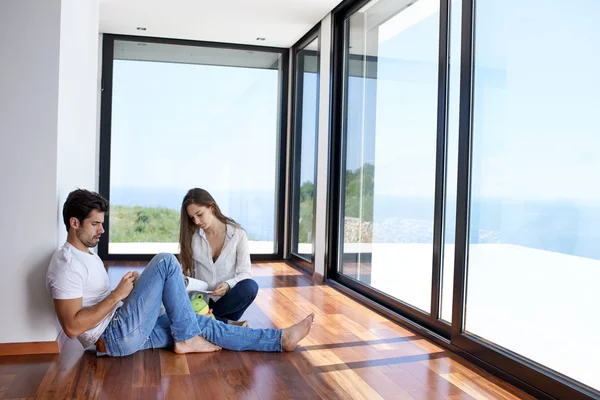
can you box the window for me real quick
[100,37,287,258]
[338,0,441,313]
[464,0,600,391]
[290,32,320,264]
[331,0,600,396]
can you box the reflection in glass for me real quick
[340,0,440,313]
[465,0,600,390]
[291,37,319,262]
[109,41,282,255]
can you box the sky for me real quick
[344,0,600,202]
[108,0,600,248]
[110,59,280,193]
[110,0,600,202]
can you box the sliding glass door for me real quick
[330,0,600,397]
[100,36,288,260]
[290,28,320,265]
[454,0,600,395]
[332,0,448,332]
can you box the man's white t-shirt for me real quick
[46,242,120,348]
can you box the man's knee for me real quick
[153,253,181,272]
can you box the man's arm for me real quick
[54,271,138,339]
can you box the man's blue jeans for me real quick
[98,253,282,356]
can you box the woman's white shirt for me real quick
[191,224,251,301]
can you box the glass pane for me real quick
[291,37,319,262]
[440,0,461,323]
[109,40,282,255]
[339,0,440,313]
[465,0,600,391]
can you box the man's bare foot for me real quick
[228,320,250,328]
[281,313,315,352]
[174,336,221,354]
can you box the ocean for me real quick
[109,187,600,260]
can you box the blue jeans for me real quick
[210,278,259,321]
[99,253,282,356]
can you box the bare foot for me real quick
[228,320,250,328]
[281,313,315,352]
[174,336,221,354]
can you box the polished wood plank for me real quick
[132,386,164,400]
[0,375,16,398]
[189,370,229,399]
[0,262,537,400]
[0,354,53,399]
[159,349,189,376]
[66,351,107,400]
[161,375,196,400]
[2,397,34,400]
[95,353,133,400]
[133,348,162,387]
[34,339,84,400]
[98,383,133,400]
[209,351,260,399]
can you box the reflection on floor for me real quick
[342,243,600,391]
[0,262,535,399]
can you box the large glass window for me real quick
[465,0,600,391]
[290,37,319,263]
[104,39,285,256]
[339,0,441,313]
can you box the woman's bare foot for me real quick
[281,313,315,352]
[174,336,221,354]
[228,320,250,328]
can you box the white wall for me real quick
[56,0,100,246]
[0,0,100,344]
[313,14,332,278]
[0,0,63,344]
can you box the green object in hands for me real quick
[190,293,215,318]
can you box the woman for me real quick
[179,188,259,326]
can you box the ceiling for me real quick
[99,0,344,48]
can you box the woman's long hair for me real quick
[179,188,241,276]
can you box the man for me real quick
[46,189,313,356]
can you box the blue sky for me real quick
[110,60,279,193]
[110,0,600,204]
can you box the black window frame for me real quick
[99,34,289,262]
[327,0,600,399]
[287,23,321,270]
[450,0,600,399]
[327,0,452,337]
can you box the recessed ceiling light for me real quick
[137,27,147,31]
[256,37,266,41]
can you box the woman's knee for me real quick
[239,279,258,298]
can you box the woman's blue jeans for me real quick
[98,253,282,356]
[210,278,259,322]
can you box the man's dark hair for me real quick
[62,189,109,231]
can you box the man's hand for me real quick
[112,271,137,301]
[54,270,135,339]
[213,282,230,296]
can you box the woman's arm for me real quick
[224,230,251,289]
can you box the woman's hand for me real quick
[213,282,230,296]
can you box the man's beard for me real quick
[76,230,98,248]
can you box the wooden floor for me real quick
[0,262,535,400]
